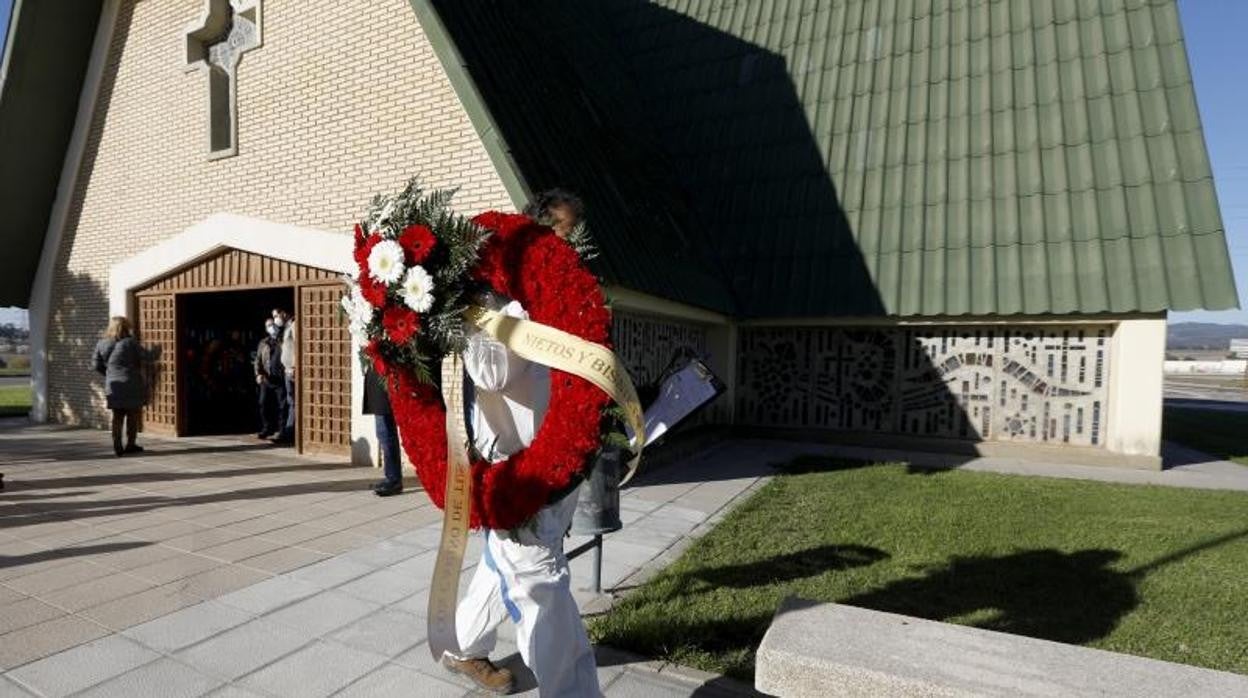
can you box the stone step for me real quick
[755,598,1248,697]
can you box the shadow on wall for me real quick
[41,1,136,430]
[47,270,110,428]
[436,0,973,442]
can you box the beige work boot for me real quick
[442,655,516,694]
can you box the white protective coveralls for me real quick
[450,298,601,697]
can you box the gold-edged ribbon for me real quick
[427,308,646,660]
[426,354,474,660]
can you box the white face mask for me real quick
[274,317,285,328]
[266,326,279,337]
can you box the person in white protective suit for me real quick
[441,295,601,697]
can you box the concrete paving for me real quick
[4,424,1246,697]
[0,424,768,697]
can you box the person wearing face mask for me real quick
[254,317,286,441]
[271,308,296,445]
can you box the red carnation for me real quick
[359,275,388,308]
[472,211,537,240]
[353,223,367,248]
[383,306,420,345]
[398,224,437,264]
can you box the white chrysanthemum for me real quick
[367,239,405,285]
[342,287,374,341]
[399,265,435,313]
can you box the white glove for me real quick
[463,299,529,393]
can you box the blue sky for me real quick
[0,0,1244,325]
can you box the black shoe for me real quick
[373,481,403,497]
[124,444,144,454]
[113,442,124,457]
[269,435,294,446]
[257,432,274,440]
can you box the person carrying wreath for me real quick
[441,191,600,697]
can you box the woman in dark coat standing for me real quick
[94,316,145,457]
[362,366,402,496]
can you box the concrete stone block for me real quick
[755,599,1248,698]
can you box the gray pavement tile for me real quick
[202,685,268,698]
[168,565,271,599]
[390,642,477,691]
[6,634,159,697]
[76,583,205,631]
[0,597,66,635]
[235,546,331,575]
[173,620,310,681]
[0,587,25,606]
[0,556,103,589]
[390,587,431,618]
[300,530,377,555]
[254,523,336,547]
[384,549,438,583]
[603,669,701,698]
[238,640,385,698]
[0,676,37,697]
[389,525,442,550]
[214,575,323,615]
[197,536,287,564]
[90,540,183,571]
[341,540,424,569]
[263,590,380,637]
[118,520,204,543]
[335,568,418,606]
[161,528,251,552]
[221,515,299,537]
[122,600,252,652]
[35,572,155,612]
[72,658,223,698]
[285,556,373,589]
[328,608,425,658]
[335,662,465,698]
[125,553,223,585]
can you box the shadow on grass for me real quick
[693,544,889,589]
[842,549,1136,645]
[779,454,953,477]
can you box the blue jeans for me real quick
[375,412,402,486]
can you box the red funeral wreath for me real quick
[386,212,612,530]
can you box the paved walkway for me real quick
[0,424,769,697]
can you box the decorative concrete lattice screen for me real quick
[737,325,1111,446]
[611,311,730,425]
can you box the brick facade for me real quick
[48,0,512,426]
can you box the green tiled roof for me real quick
[425,0,1239,317]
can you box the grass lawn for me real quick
[1164,406,1248,466]
[590,458,1248,680]
[0,385,32,417]
[0,368,30,377]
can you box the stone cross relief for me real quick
[184,0,261,158]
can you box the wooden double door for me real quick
[133,249,351,455]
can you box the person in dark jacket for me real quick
[254,318,286,440]
[93,316,145,457]
[362,366,402,496]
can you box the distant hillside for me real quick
[1167,322,1248,350]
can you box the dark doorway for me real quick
[179,287,294,436]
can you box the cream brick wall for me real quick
[47,0,513,426]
